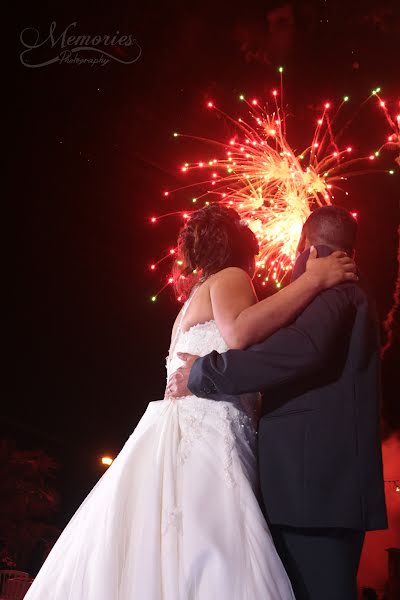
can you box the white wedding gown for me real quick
[25,291,295,600]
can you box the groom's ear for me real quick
[296,231,306,257]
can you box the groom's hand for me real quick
[306,246,358,289]
[165,353,199,399]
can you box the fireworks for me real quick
[149,83,398,300]
[374,90,400,356]
[375,90,400,166]
[171,98,364,285]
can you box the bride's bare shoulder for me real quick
[208,267,257,306]
[206,267,258,348]
[209,267,253,286]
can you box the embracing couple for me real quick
[26,204,387,600]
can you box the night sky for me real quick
[10,0,399,528]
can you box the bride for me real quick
[25,204,357,600]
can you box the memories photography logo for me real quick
[19,21,142,68]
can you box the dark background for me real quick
[9,0,399,539]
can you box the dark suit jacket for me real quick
[188,246,388,531]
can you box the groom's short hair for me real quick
[303,206,358,254]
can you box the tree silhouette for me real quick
[0,438,61,571]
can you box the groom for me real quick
[167,206,387,600]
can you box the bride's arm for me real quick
[211,248,357,350]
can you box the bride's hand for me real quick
[305,246,358,290]
[165,353,199,399]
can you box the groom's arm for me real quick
[188,284,356,397]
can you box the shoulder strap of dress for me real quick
[168,284,202,361]
[181,284,201,319]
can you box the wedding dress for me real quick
[25,289,295,600]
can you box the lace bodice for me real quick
[167,319,229,380]
[165,288,260,434]
[166,284,233,380]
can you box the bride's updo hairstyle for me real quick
[173,204,259,300]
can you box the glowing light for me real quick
[168,277,173,284]
[150,217,157,223]
[164,191,169,196]
[278,66,284,73]
[272,90,278,96]
[343,96,349,102]
[150,264,156,270]
[101,456,113,466]
[325,103,331,109]
[389,170,395,175]
[351,212,358,219]
[173,132,179,137]
[169,249,176,255]
[239,94,245,101]
[151,296,157,302]
[252,99,258,105]
[207,101,214,108]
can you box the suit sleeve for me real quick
[188,285,356,398]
